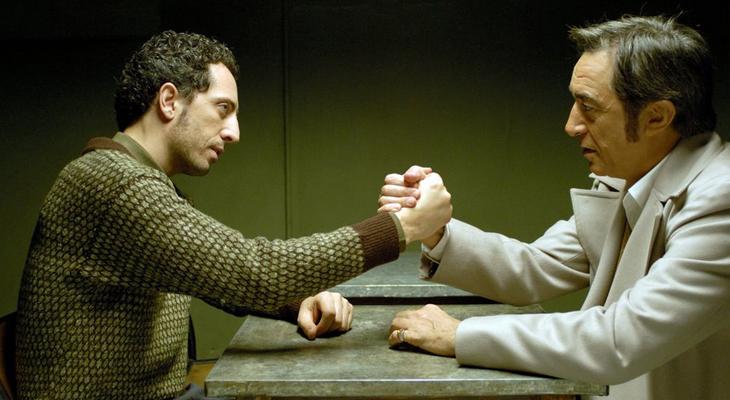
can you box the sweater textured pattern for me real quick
[16,146,397,399]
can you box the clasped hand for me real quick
[296,167,458,354]
[379,165,461,358]
[379,165,452,247]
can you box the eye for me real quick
[217,103,230,116]
[580,102,594,113]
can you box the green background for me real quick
[1,1,728,359]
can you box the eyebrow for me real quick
[568,86,598,104]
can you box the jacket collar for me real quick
[83,132,165,174]
[111,132,166,173]
[589,132,723,229]
[590,132,722,198]
[82,133,188,200]
[651,132,724,200]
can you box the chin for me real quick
[185,165,211,176]
[588,166,601,176]
[587,163,608,177]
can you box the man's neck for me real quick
[624,130,681,189]
[122,121,174,176]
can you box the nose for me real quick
[221,115,240,143]
[565,103,587,138]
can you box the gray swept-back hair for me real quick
[569,15,715,140]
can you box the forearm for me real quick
[456,243,730,385]
[431,219,590,305]
[92,177,400,316]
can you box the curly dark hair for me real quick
[569,15,716,140]
[114,30,239,131]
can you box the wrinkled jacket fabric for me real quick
[430,133,730,399]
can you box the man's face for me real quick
[565,50,660,186]
[170,63,239,176]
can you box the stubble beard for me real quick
[172,109,210,177]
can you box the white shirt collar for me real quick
[623,155,669,229]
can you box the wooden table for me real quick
[205,304,607,399]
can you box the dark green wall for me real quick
[1,1,728,359]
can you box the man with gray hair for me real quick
[380,15,729,400]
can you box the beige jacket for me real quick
[430,133,730,399]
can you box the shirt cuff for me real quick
[421,223,450,260]
[419,223,450,279]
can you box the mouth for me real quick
[209,146,224,161]
[581,147,596,156]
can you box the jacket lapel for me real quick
[570,188,622,269]
[570,185,626,309]
[604,195,664,306]
[577,191,626,309]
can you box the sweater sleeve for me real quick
[80,174,399,316]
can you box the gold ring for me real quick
[397,328,407,343]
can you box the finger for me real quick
[403,166,432,185]
[333,295,344,329]
[380,184,420,198]
[383,173,406,185]
[378,203,402,213]
[315,298,338,337]
[388,327,416,347]
[340,297,353,331]
[378,195,417,208]
[297,298,318,340]
[387,323,408,346]
[388,329,401,346]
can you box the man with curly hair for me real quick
[14,31,452,399]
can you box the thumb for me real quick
[403,165,431,186]
[418,173,444,200]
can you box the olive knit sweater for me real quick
[16,136,400,399]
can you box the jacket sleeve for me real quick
[429,218,591,305]
[79,174,399,317]
[453,175,730,385]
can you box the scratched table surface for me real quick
[206,304,607,399]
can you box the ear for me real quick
[640,100,676,137]
[157,82,179,123]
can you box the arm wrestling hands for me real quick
[383,166,453,248]
[380,165,462,357]
[296,167,455,344]
[297,167,452,342]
